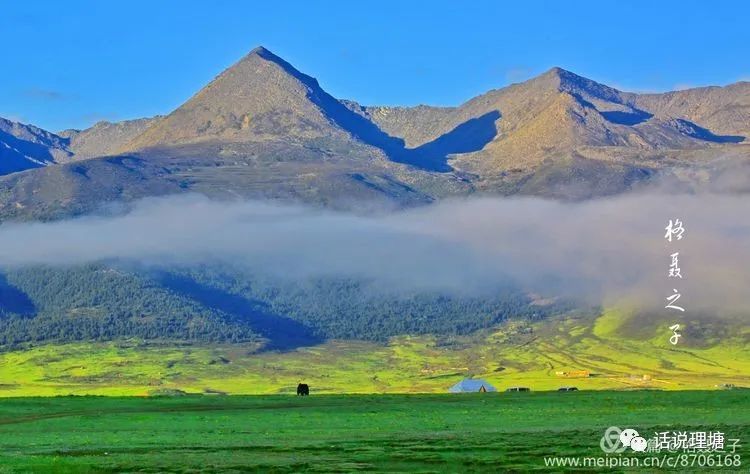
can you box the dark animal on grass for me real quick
[297,383,310,396]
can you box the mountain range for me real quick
[1,46,749,220]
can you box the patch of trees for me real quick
[0,263,569,348]
[166,265,567,341]
[0,265,258,347]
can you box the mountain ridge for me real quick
[1,47,749,219]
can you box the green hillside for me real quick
[0,264,562,348]
[0,265,260,346]
[0,310,746,397]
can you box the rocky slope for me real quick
[59,117,160,159]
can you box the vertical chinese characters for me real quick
[664,219,685,345]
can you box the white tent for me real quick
[448,378,497,393]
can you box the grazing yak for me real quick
[297,383,310,396]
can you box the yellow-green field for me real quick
[0,312,747,396]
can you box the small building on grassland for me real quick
[555,370,590,378]
[448,378,497,393]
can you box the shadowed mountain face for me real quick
[0,274,35,316]
[156,272,323,351]
[0,118,73,175]
[1,47,749,220]
[396,111,501,171]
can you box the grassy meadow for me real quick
[0,391,747,472]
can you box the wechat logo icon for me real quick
[630,436,648,452]
[601,426,647,453]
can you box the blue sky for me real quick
[2,0,749,132]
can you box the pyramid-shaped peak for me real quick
[242,46,299,70]
[249,45,272,55]
[246,45,282,61]
[528,66,624,99]
[545,66,571,76]
[540,67,588,84]
[232,46,319,89]
[122,46,347,151]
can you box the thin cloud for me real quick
[672,83,699,91]
[1,114,27,124]
[0,191,747,318]
[22,88,68,101]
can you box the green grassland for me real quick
[0,391,747,472]
[0,311,747,396]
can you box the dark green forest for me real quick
[0,264,567,349]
